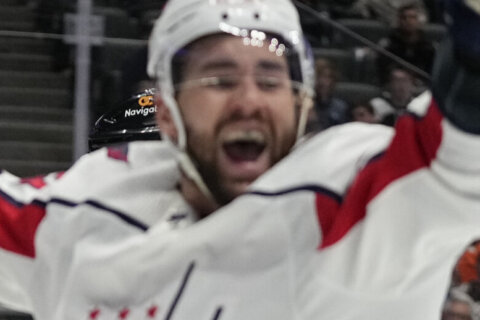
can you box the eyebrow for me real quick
[197,59,288,74]
[197,59,237,73]
[257,60,288,73]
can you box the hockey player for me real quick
[1,0,480,319]
[0,0,335,317]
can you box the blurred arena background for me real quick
[0,1,447,318]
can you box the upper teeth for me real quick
[224,130,265,144]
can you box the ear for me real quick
[155,94,178,142]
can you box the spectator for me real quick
[377,3,436,83]
[350,101,378,124]
[309,58,350,132]
[370,66,416,125]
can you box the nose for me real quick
[228,75,268,118]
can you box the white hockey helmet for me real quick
[147,0,315,202]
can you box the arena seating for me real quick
[313,47,357,82]
[0,0,73,177]
[423,22,448,44]
[331,18,389,48]
[334,82,382,106]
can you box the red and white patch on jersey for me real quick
[0,195,46,258]
[316,99,443,250]
[107,145,129,162]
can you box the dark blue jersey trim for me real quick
[211,307,223,320]
[165,261,196,320]
[247,185,343,203]
[0,189,47,208]
[49,198,149,231]
[366,151,386,165]
[405,110,424,121]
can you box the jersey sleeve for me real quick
[0,170,59,312]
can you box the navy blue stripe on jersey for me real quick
[211,307,223,320]
[0,189,22,207]
[0,189,47,208]
[365,151,385,165]
[49,198,148,231]
[247,185,342,203]
[247,185,345,250]
[165,261,196,320]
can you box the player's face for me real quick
[176,34,298,205]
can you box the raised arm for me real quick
[432,0,480,134]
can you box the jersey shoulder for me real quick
[252,123,394,196]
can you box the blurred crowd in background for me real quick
[30,0,446,129]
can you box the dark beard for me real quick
[184,108,297,206]
[187,136,295,207]
[194,156,234,206]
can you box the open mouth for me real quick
[222,131,267,162]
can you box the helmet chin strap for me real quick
[161,91,218,205]
[177,151,217,205]
[295,90,314,143]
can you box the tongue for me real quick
[224,142,264,162]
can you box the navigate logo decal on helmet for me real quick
[89,89,160,151]
[138,95,155,107]
[124,106,157,118]
[124,94,157,118]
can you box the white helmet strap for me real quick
[296,91,314,142]
[177,152,217,204]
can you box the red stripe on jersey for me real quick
[319,155,384,249]
[367,100,443,202]
[19,172,65,190]
[318,100,443,249]
[107,145,129,162]
[0,197,46,258]
[315,192,341,249]
[20,176,47,189]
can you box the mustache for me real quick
[212,108,272,138]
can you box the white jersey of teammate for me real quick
[1,91,479,319]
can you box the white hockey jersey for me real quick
[1,91,479,320]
